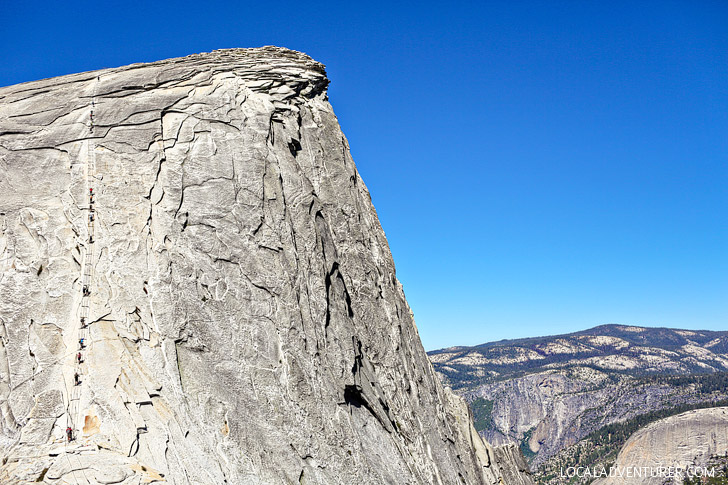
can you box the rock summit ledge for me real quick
[0,48,532,484]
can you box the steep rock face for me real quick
[471,369,613,463]
[467,369,728,469]
[0,48,531,484]
[493,444,533,485]
[594,407,728,485]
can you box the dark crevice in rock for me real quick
[287,138,302,157]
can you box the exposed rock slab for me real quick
[0,47,532,484]
[594,407,728,484]
[494,444,533,485]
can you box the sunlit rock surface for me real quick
[0,47,532,484]
[594,407,728,485]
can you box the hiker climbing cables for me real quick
[66,78,99,450]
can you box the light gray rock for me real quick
[593,407,728,485]
[493,444,533,485]
[0,47,532,484]
[18,417,55,444]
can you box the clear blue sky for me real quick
[2,1,726,350]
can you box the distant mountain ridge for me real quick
[430,324,728,390]
[427,324,728,477]
[445,324,728,351]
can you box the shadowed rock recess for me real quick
[0,48,533,484]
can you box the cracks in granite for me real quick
[0,48,532,484]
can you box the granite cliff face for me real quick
[593,407,728,485]
[0,48,532,484]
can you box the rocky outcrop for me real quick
[593,407,728,484]
[0,47,532,484]
[470,369,615,462]
[493,444,533,485]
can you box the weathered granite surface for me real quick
[493,444,533,485]
[0,47,532,484]
[594,407,728,485]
